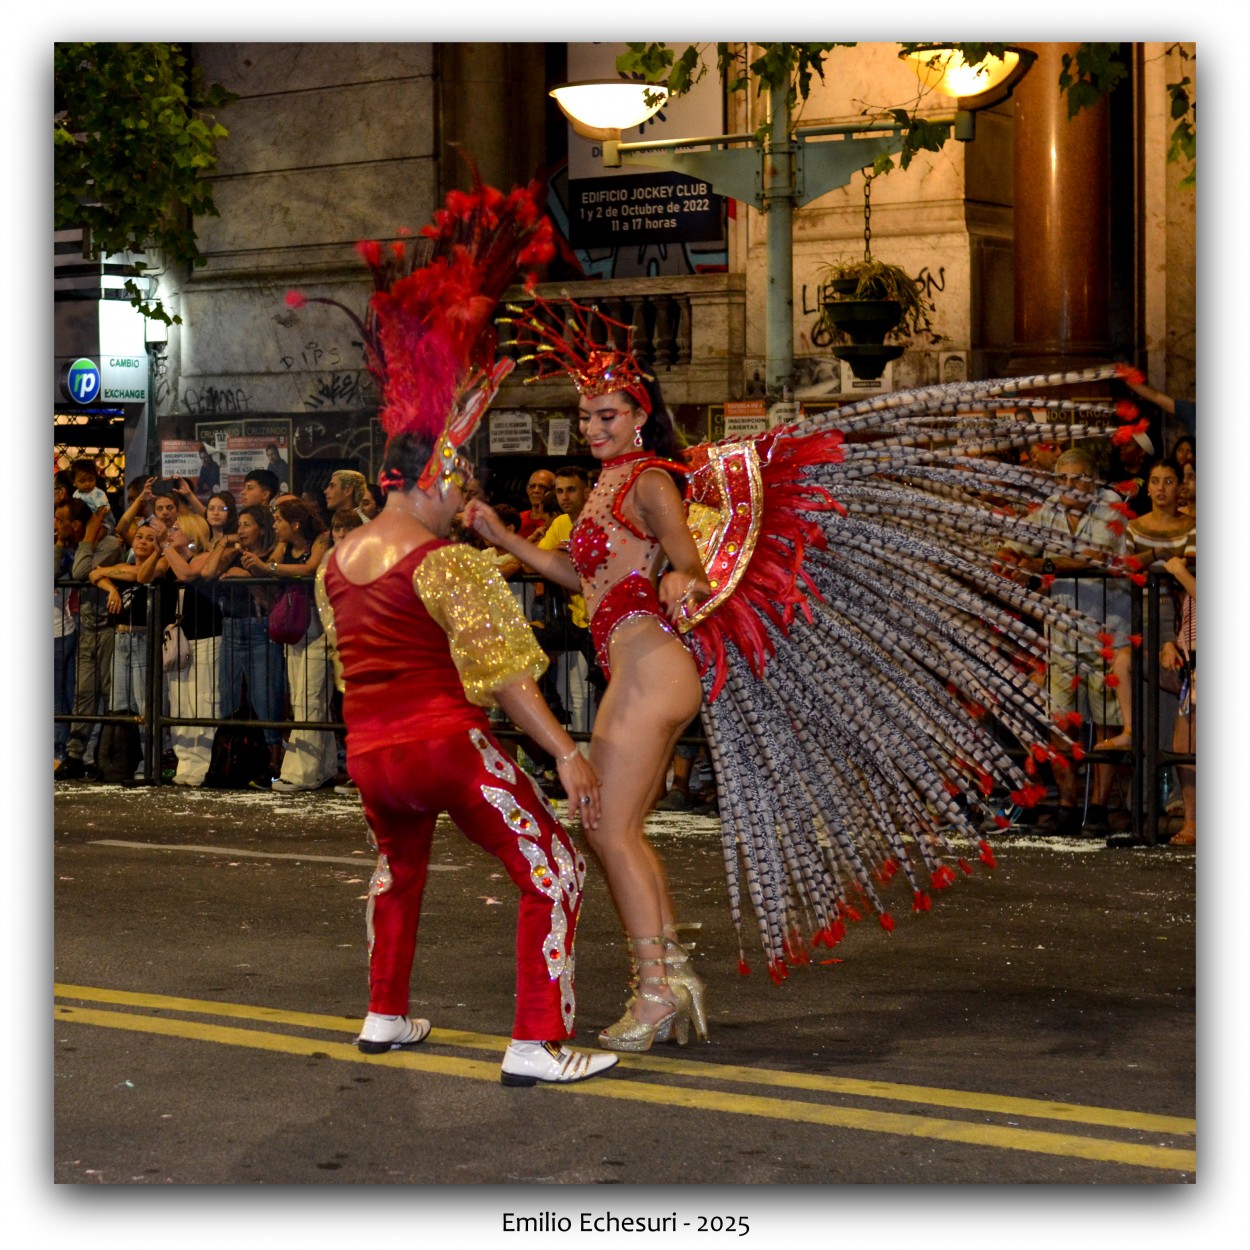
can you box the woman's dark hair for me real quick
[626,375,683,462]
[235,504,276,554]
[494,503,521,531]
[274,498,324,546]
[1171,434,1195,463]
[300,488,331,531]
[331,508,365,536]
[1145,456,1184,484]
[207,490,238,535]
[539,489,561,519]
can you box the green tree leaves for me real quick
[1058,43,1130,118]
[1165,46,1196,191]
[614,41,1194,187]
[54,43,235,322]
[1057,42,1194,190]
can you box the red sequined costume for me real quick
[555,367,1148,981]
[567,451,689,678]
[317,539,584,1041]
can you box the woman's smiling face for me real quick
[578,391,644,461]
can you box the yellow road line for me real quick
[53,1002,1194,1174]
[54,984,1195,1135]
[54,985,1195,1171]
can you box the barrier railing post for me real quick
[142,582,162,784]
[1144,571,1164,845]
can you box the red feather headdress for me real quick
[501,289,654,413]
[286,168,554,495]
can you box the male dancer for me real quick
[318,429,617,1086]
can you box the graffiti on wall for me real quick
[181,384,251,416]
[152,352,172,411]
[279,341,346,372]
[294,418,382,466]
[303,371,375,411]
[278,339,377,413]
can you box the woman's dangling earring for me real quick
[633,425,644,448]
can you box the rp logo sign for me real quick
[65,357,101,404]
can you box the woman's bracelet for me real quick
[558,747,581,765]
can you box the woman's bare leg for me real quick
[1098,646,1134,750]
[586,619,702,1024]
[1173,694,1196,838]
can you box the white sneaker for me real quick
[500,1040,619,1087]
[356,1013,432,1054]
[270,777,312,793]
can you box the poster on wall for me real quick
[192,421,242,499]
[195,419,293,498]
[489,411,535,454]
[722,401,768,439]
[547,418,571,457]
[562,42,728,277]
[160,439,210,491]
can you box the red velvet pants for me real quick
[350,726,584,1040]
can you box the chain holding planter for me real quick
[818,172,938,381]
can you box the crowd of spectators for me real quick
[54,373,1195,841]
[53,461,384,792]
[992,381,1196,843]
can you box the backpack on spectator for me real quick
[97,721,141,783]
[204,706,272,789]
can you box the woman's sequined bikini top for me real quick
[566,452,687,622]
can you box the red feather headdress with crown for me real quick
[286,168,554,495]
[501,289,655,413]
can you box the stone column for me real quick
[436,45,548,197]
[1009,43,1112,373]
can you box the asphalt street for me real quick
[43,776,1209,1238]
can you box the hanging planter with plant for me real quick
[819,175,939,380]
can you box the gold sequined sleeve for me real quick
[415,543,549,707]
[314,563,345,693]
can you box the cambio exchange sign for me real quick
[62,355,148,404]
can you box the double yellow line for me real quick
[54,983,1195,1174]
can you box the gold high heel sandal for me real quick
[598,938,692,1053]
[664,929,709,1042]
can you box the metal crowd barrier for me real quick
[52,573,648,785]
[54,568,1193,841]
[1017,566,1195,845]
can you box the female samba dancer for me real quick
[466,374,714,1053]
[292,163,1155,1030]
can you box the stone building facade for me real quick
[54,41,1196,506]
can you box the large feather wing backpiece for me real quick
[677,365,1144,977]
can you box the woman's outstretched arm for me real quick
[464,500,581,591]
